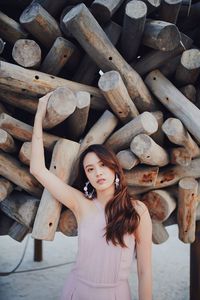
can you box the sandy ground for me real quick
[0,224,189,300]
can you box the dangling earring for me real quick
[83,181,95,199]
[115,174,120,189]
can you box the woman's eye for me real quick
[87,168,93,172]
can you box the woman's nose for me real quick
[96,167,102,176]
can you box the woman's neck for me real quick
[96,185,115,206]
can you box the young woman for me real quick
[30,92,152,300]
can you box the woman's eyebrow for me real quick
[85,160,102,168]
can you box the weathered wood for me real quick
[120,0,147,62]
[42,87,77,129]
[0,11,28,44]
[141,0,161,14]
[63,3,156,112]
[159,54,181,77]
[8,221,29,242]
[132,33,192,76]
[0,113,60,151]
[175,49,200,86]
[178,177,198,243]
[116,149,139,170]
[0,38,5,55]
[98,70,139,123]
[31,0,67,17]
[32,139,80,240]
[72,21,121,85]
[90,0,125,24]
[130,134,169,166]
[125,166,159,187]
[0,89,38,113]
[40,37,79,76]
[0,128,17,153]
[162,118,200,158]
[152,220,169,244]
[159,0,182,24]
[19,142,31,166]
[0,151,42,197]
[12,39,41,68]
[58,209,78,237]
[151,111,164,146]
[170,147,192,167]
[0,177,14,202]
[80,110,118,155]
[141,189,176,222]
[143,19,181,51]
[20,3,62,48]
[179,85,196,103]
[0,190,40,227]
[0,61,107,111]
[64,91,90,140]
[145,69,200,144]
[105,112,158,152]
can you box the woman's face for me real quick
[83,152,115,191]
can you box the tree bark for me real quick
[116,149,139,170]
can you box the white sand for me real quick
[0,224,189,300]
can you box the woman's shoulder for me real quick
[131,199,149,217]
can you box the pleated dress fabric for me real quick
[60,198,136,300]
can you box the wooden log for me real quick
[145,69,200,144]
[170,147,192,167]
[159,0,182,24]
[132,33,192,76]
[141,189,176,222]
[0,38,5,55]
[64,91,90,140]
[42,87,77,129]
[175,49,200,86]
[130,134,169,166]
[0,210,14,235]
[142,19,181,51]
[8,221,29,242]
[105,111,158,152]
[98,70,139,123]
[178,177,198,243]
[0,128,17,153]
[120,0,147,62]
[0,177,14,202]
[152,220,169,244]
[19,142,31,166]
[0,11,28,44]
[0,89,38,113]
[141,0,161,14]
[0,151,42,197]
[40,37,79,76]
[72,21,121,85]
[179,85,196,103]
[31,0,67,17]
[32,139,80,240]
[0,61,107,111]
[12,39,41,69]
[159,54,181,77]
[20,3,62,48]
[63,3,157,112]
[151,111,164,146]
[58,209,78,237]
[162,118,200,157]
[125,166,159,187]
[0,190,40,227]
[0,102,8,114]
[79,110,118,155]
[0,113,60,151]
[60,5,74,37]
[90,0,125,24]
[116,149,139,170]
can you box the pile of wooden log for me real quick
[0,0,200,245]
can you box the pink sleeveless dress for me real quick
[60,198,136,300]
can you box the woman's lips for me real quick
[97,179,106,184]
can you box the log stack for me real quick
[1,0,200,245]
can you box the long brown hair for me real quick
[79,144,140,248]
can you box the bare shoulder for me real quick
[131,199,149,217]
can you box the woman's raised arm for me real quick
[30,93,84,215]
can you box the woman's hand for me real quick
[36,91,53,120]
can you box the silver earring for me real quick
[84,181,94,199]
[115,174,120,189]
